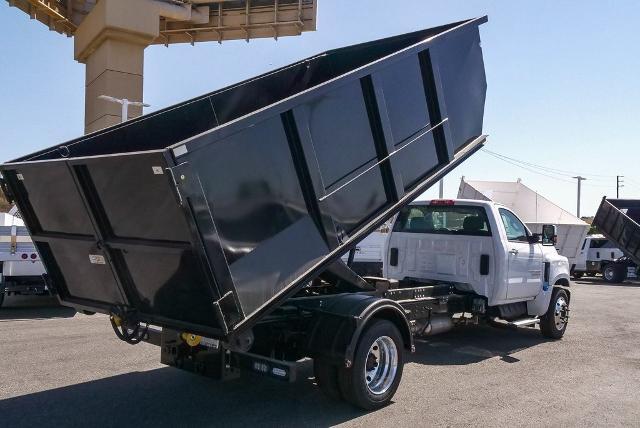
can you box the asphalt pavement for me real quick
[1,278,639,427]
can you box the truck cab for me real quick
[572,234,625,279]
[384,199,570,316]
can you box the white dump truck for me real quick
[0,210,47,308]
[0,18,571,410]
[384,199,571,337]
[572,234,626,280]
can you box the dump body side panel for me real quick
[172,20,487,332]
[593,198,640,266]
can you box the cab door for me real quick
[499,208,544,299]
[575,238,589,270]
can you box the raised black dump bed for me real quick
[593,198,640,266]
[0,17,487,340]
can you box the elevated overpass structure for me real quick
[5,0,317,133]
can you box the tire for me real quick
[314,359,342,401]
[540,288,569,339]
[602,264,626,283]
[337,319,404,410]
[0,290,4,308]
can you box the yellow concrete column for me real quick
[74,0,161,134]
[83,39,145,133]
[74,0,209,134]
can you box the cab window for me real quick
[499,208,528,242]
[589,239,614,248]
[393,205,491,236]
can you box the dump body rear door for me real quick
[2,151,224,333]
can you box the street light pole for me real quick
[98,95,150,123]
[573,176,586,218]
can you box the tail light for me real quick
[430,199,455,206]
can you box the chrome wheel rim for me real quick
[364,336,398,395]
[554,296,569,330]
[604,267,614,281]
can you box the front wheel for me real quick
[337,320,404,410]
[540,288,569,339]
[602,264,626,283]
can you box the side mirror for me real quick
[541,224,557,246]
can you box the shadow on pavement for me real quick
[411,324,550,365]
[572,277,640,287]
[0,323,552,427]
[0,365,365,428]
[0,295,76,321]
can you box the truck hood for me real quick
[542,245,569,265]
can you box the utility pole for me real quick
[617,175,624,198]
[98,95,150,123]
[573,176,586,218]
[438,179,444,198]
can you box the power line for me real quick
[480,149,640,193]
[625,177,640,189]
[482,148,615,180]
[481,150,576,183]
[582,182,615,189]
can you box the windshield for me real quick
[393,204,491,236]
[590,239,616,249]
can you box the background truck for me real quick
[458,179,589,274]
[0,209,47,308]
[572,234,625,280]
[591,198,640,283]
[0,17,569,410]
[340,221,392,277]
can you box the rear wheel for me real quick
[0,289,4,308]
[337,320,404,410]
[602,264,626,283]
[540,288,569,339]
